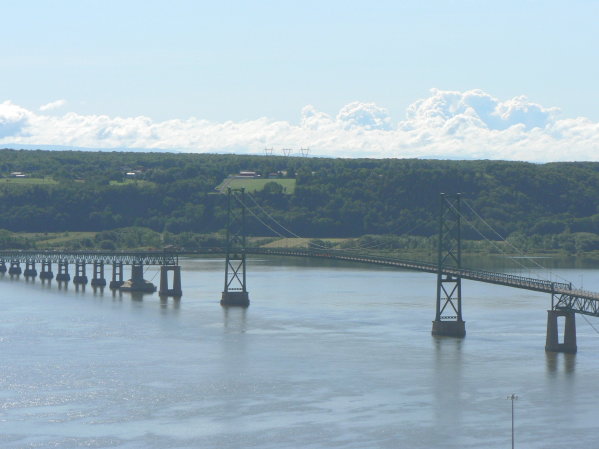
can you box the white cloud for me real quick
[1,89,599,162]
[39,99,67,112]
[0,101,31,138]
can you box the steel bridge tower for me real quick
[432,193,466,337]
[221,187,250,307]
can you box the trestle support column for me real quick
[110,262,124,289]
[91,261,106,287]
[159,265,182,297]
[56,261,70,281]
[545,309,577,354]
[24,260,37,277]
[73,261,88,285]
[40,261,54,279]
[8,261,22,275]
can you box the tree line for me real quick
[2,148,599,253]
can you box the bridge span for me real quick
[2,192,598,354]
[0,250,181,297]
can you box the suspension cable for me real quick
[462,199,574,285]
[444,200,539,275]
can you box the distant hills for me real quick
[1,148,599,253]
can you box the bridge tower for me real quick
[221,187,250,307]
[432,193,466,337]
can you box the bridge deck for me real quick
[2,247,599,316]
[0,250,178,265]
[246,247,599,316]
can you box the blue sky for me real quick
[1,0,598,160]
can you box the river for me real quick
[1,255,598,448]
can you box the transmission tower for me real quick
[300,147,310,157]
[264,148,274,156]
[281,148,293,157]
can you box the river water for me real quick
[1,256,599,448]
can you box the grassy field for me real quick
[260,237,350,248]
[217,177,296,194]
[21,232,97,247]
[0,177,57,186]
[109,179,155,187]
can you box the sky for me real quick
[1,0,598,161]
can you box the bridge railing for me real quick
[247,247,574,293]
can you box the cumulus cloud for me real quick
[1,89,598,161]
[39,99,66,112]
[0,101,31,138]
[336,102,392,130]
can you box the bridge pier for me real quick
[120,263,156,292]
[110,262,124,289]
[8,261,22,275]
[40,260,54,279]
[545,309,577,354]
[56,260,70,281]
[432,320,466,337]
[73,261,88,284]
[24,260,37,277]
[0,260,5,273]
[91,261,106,287]
[159,265,182,297]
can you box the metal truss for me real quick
[554,292,599,317]
[223,187,248,294]
[0,250,178,266]
[435,193,463,322]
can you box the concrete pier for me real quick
[545,309,577,353]
[56,261,70,281]
[120,263,156,293]
[0,261,6,273]
[73,261,88,285]
[8,261,22,275]
[110,261,124,289]
[91,261,106,287]
[23,261,37,277]
[431,320,466,337]
[40,261,54,279]
[159,265,182,297]
[221,291,250,307]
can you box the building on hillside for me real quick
[236,171,260,178]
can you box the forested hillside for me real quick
[2,149,599,250]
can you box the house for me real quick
[236,171,260,178]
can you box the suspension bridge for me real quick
[2,189,599,353]
[219,188,599,354]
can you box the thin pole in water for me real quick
[507,393,518,449]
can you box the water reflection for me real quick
[159,295,181,310]
[545,352,576,375]
[129,292,146,302]
[433,336,463,432]
[222,306,248,333]
[111,288,123,300]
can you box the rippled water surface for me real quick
[1,256,599,448]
